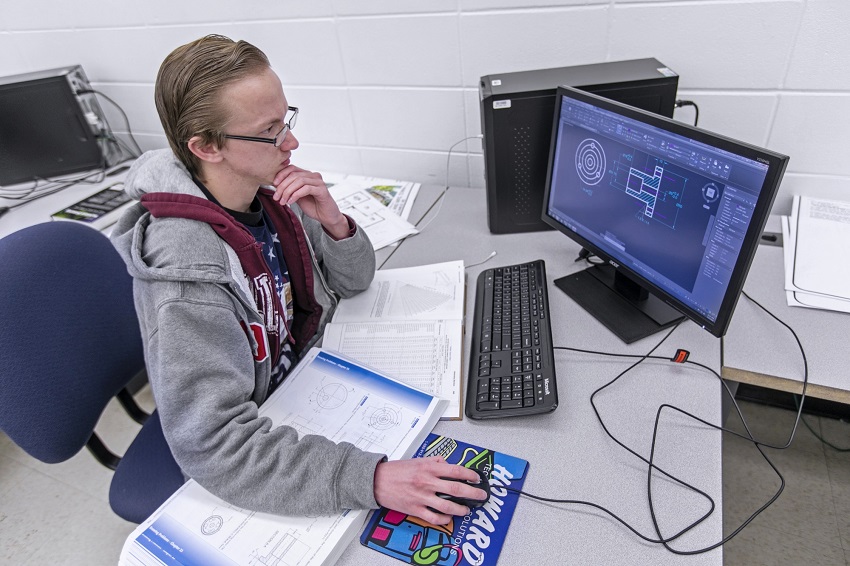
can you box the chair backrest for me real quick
[0,221,145,463]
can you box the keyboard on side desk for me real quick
[465,260,558,419]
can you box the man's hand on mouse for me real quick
[373,456,488,525]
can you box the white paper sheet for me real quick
[323,261,466,420]
[791,195,850,300]
[782,212,850,313]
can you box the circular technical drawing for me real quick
[369,408,400,430]
[575,139,606,185]
[316,383,348,409]
[702,182,721,203]
[201,515,223,536]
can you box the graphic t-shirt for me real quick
[192,178,296,394]
[245,213,296,393]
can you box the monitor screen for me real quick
[0,72,105,186]
[542,86,788,342]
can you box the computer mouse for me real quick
[436,468,491,508]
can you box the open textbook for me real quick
[119,348,448,566]
[323,260,466,420]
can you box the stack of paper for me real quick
[323,260,466,420]
[322,172,421,250]
[782,195,850,313]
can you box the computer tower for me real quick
[0,65,112,186]
[480,58,679,233]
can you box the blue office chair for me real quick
[0,221,184,523]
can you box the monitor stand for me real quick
[554,262,684,344]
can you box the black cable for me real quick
[76,89,144,157]
[675,99,700,127]
[575,248,605,265]
[502,292,809,555]
[0,167,110,209]
[377,135,481,270]
[792,395,850,451]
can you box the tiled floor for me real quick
[722,399,850,565]
[1,391,848,565]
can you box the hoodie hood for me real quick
[110,150,245,292]
[122,148,204,200]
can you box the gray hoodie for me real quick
[111,149,384,516]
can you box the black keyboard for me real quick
[465,260,558,419]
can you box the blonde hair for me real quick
[154,35,270,176]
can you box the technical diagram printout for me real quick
[326,182,418,250]
[321,171,421,220]
[119,348,448,566]
[323,261,465,420]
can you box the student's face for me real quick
[217,67,299,187]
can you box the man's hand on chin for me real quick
[272,165,350,239]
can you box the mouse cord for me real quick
[506,296,808,555]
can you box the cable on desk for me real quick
[466,250,497,268]
[415,135,483,234]
[75,89,144,158]
[377,135,483,270]
[0,166,115,212]
[508,292,810,555]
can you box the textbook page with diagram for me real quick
[327,181,419,251]
[119,348,448,566]
[322,260,466,420]
[322,172,421,221]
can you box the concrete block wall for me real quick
[1,0,847,213]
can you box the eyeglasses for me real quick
[223,106,299,148]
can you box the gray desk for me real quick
[338,187,725,565]
[723,217,850,404]
[0,166,131,240]
[373,184,447,268]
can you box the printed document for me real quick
[782,212,850,313]
[119,348,447,566]
[323,260,466,420]
[791,195,850,301]
[322,172,421,221]
[327,182,418,250]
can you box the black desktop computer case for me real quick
[480,58,680,233]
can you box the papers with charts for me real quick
[119,348,448,566]
[322,172,421,251]
[323,260,466,420]
[782,195,850,313]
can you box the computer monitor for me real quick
[542,86,789,343]
[0,66,108,186]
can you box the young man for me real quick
[111,35,484,524]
